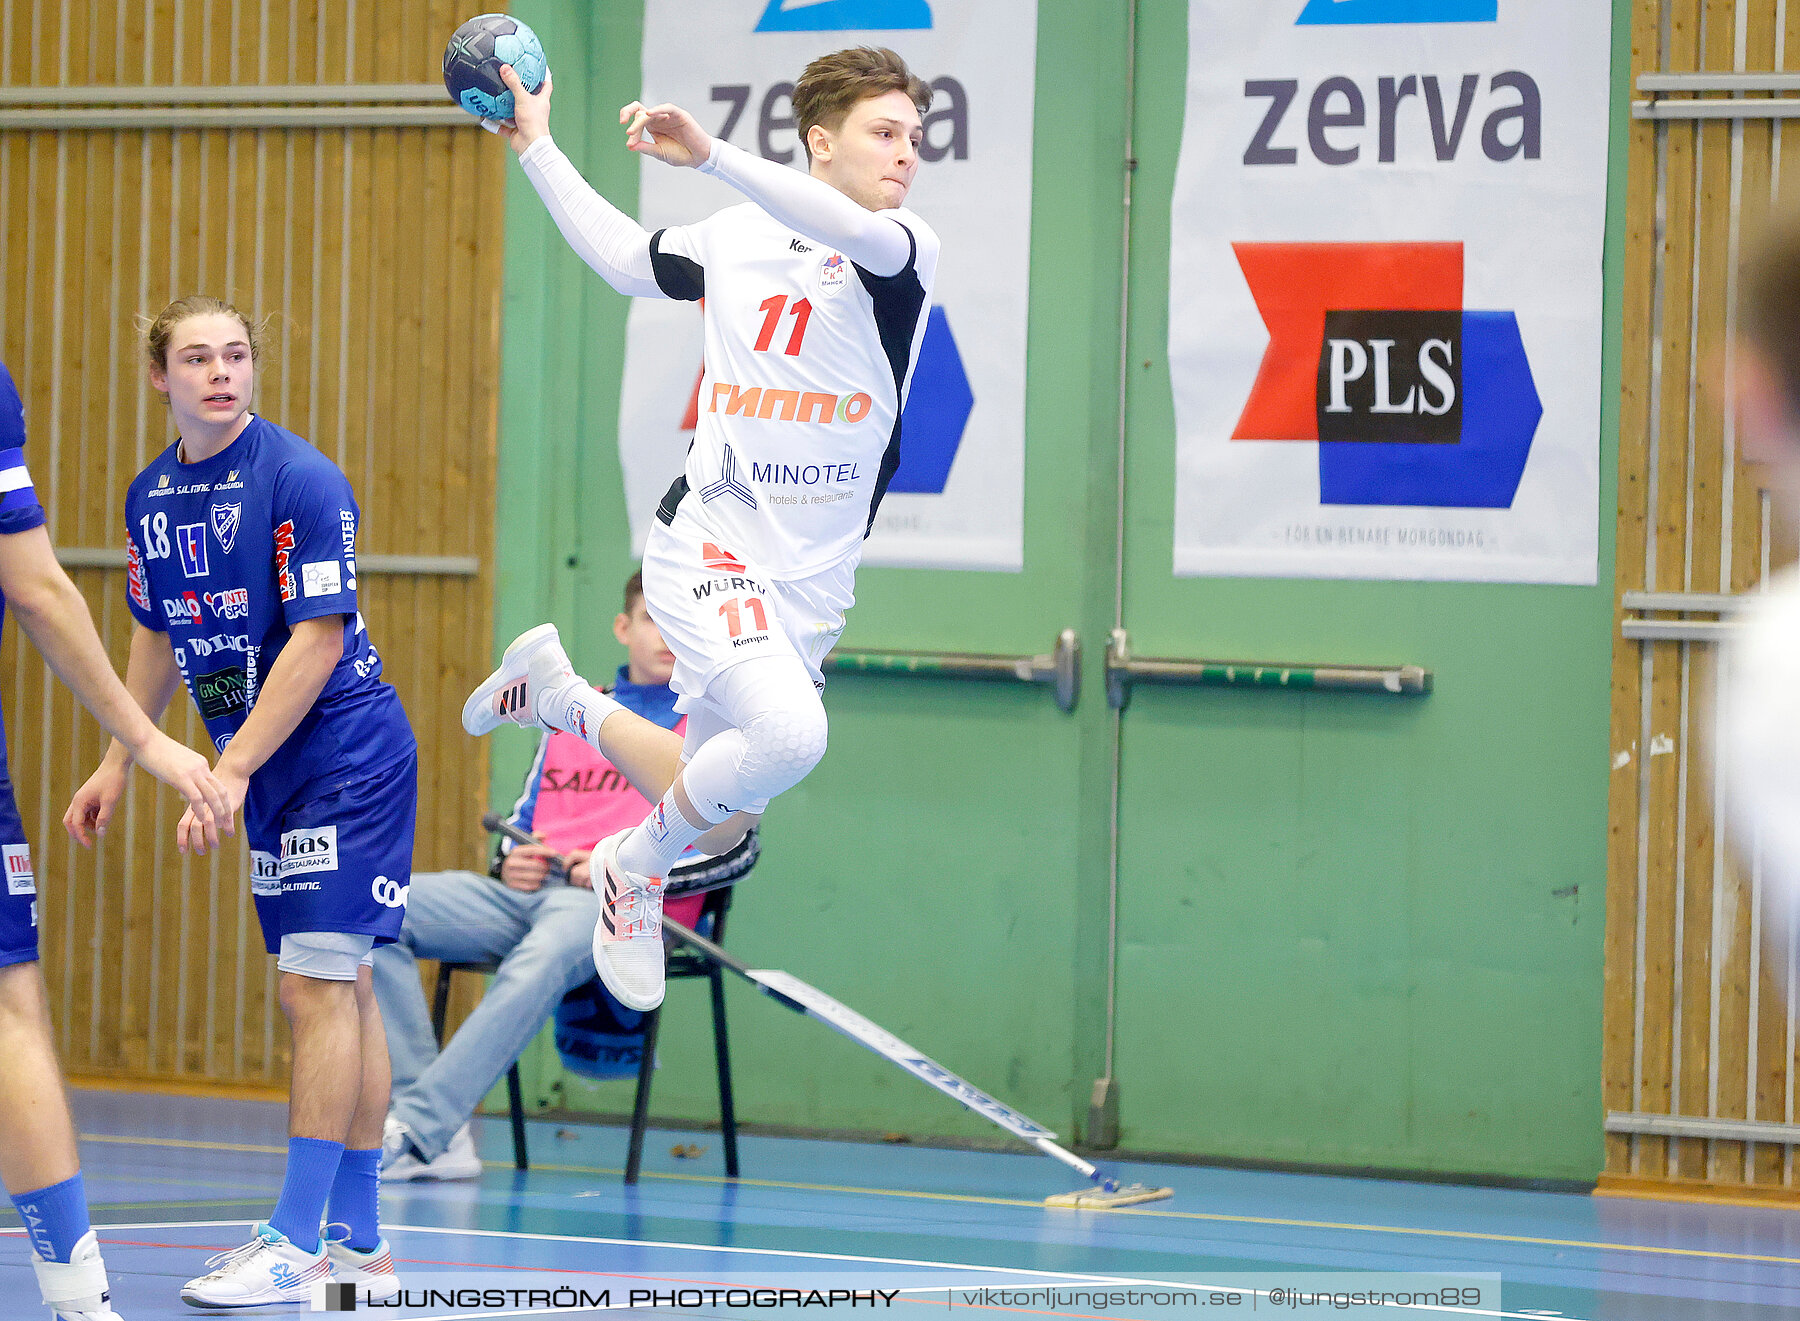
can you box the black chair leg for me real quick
[430,962,453,1047]
[625,1007,662,1185]
[506,1063,529,1170]
[709,967,738,1179]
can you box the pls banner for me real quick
[620,0,1036,572]
[1168,1,1610,583]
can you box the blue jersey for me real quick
[124,414,414,808]
[0,364,48,836]
[0,362,50,964]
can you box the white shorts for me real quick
[642,503,856,713]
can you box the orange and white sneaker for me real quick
[323,1226,400,1303]
[461,623,577,736]
[593,829,667,1011]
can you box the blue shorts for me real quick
[246,752,417,954]
[0,840,35,968]
[0,780,35,968]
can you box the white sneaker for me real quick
[379,1111,412,1168]
[594,829,667,1011]
[462,623,577,736]
[380,1121,483,1182]
[179,1222,330,1308]
[34,1230,122,1320]
[323,1230,401,1302]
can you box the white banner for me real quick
[1168,0,1610,583]
[619,0,1035,572]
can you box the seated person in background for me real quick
[372,571,755,1179]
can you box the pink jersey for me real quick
[528,728,704,926]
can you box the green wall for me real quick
[488,0,1630,1183]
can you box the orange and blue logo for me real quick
[1232,241,1539,508]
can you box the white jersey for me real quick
[1717,568,1800,911]
[648,202,939,579]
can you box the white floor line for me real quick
[0,1219,254,1233]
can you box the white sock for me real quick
[539,679,623,750]
[617,776,731,878]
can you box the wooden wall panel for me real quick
[0,0,504,1086]
[1606,0,1800,1199]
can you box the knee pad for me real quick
[277,931,375,981]
[735,699,828,800]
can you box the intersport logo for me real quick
[1231,241,1541,508]
[1296,0,1497,23]
[754,0,931,33]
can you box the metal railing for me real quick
[1607,1110,1800,1145]
[0,82,467,129]
[1619,589,1747,642]
[1633,71,1800,120]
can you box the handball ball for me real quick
[443,14,547,121]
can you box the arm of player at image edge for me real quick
[64,622,223,850]
[619,95,919,278]
[0,534,234,850]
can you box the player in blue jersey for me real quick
[65,296,416,1309]
[0,359,230,1321]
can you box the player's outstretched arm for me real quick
[0,528,232,850]
[622,103,919,278]
[171,613,344,854]
[64,623,224,850]
[496,65,666,299]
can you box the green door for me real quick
[1101,1,1626,1181]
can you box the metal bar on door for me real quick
[822,630,1080,714]
[1104,629,1429,708]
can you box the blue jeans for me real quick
[370,870,598,1161]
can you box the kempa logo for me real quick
[754,0,931,33]
[1296,0,1497,23]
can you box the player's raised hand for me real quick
[620,101,712,168]
[172,762,247,857]
[497,64,552,155]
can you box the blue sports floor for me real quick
[2,1090,1798,1319]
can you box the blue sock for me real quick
[10,1173,89,1263]
[267,1137,344,1254]
[326,1147,382,1252]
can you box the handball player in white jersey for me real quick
[1716,207,1800,948]
[464,47,938,1012]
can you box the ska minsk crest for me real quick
[209,502,242,554]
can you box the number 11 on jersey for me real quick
[719,596,768,638]
[754,295,812,357]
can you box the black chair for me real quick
[624,882,740,1184]
[430,960,531,1170]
